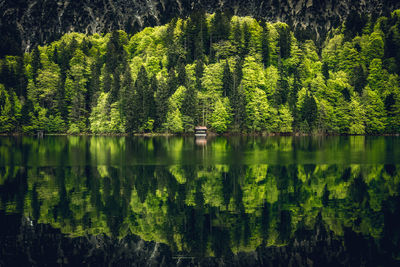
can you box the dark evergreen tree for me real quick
[31,46,41,84]
[56,78,68,122]
[222,60,233,97]
[233,58,243,90]
[15,56,27,98]
[80,37,92,56]
[289,65,301,128]
[132,65,150,131]
[261,22,271,67]
[232,20,242,48]
[231,59,245,128]
[353,64,367,94]
[166,18,179,70]
[167,68,178,96]
[155,78,169,130]
[87,52,102,114]
[242,22,251,56]
[210,10,231,43]
[276,66,289,105]
[194,59,205,91]
[300,92,318,128]
[20,98,33,127]
[322,61,330,80]
[182,85,198,124]
[109,69,120,103]
[147,76,157,120]
[52,46,58,64]
[278,25,291,59]
[122,65,135,133]
[177,59,187,86]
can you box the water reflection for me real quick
[0,136,400,265]
[1,136,400,166]
[1,164,400,257]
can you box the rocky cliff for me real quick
[1,0,400,56]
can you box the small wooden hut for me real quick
[195,126,207,137]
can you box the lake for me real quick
[0,136,400,266]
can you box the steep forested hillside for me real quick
[1,10,400,134]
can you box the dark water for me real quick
[0,136,400,266]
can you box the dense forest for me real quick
[1,10,400,134]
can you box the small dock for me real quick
[195,126,207,137]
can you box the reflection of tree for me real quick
[0,162,399,259]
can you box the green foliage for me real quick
[210,99,231,133]
[1,11,400,134]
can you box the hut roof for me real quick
[195,126,208,130]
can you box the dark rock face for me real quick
[1,0,400,56]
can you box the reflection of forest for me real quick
[1,163,400,262]
[1,135,400,166]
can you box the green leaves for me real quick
[1,11,400,134]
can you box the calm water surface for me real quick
[0,136,400,266]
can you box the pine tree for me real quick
[322,61,329,80]
[15,56,28,98]
[132,65,149,131]
[147,76,157,121]
[109,69,120,103]
[194,59,205,91]
[87,52,102,114]
[233,58,243,90]
[122,65,135,133]
[166,18,179,70]
[177,59,187,86]
[276,66,289,105]
[242,23,251,56]
[167,68,178,96]
[211,10,231,43]
[222,60,233,97]
[155,78,169,130]
[261,22,271,67]
[182,85,198,122]
[300,92,318,129]
[31,46,41,84]
[232,20,242,48]
[353,64,367,94]
[278,24,291,59]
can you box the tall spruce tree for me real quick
[132,66,150,131]
[155,78,169,130]
[123,65,135,132]
[31,46,41,84]
[261,22,271,67]
[242,23,251,56]
[278,24,291,59]
[222,60,233,97]
[194,59,205,91]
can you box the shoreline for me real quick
[1,132,400,137]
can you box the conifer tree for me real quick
[155,78,169,130]
[177,59,187,86]
[300,92,318,129]
[261,22,271,67]
[15,56,27,98]
[242,23,251,56]
[222,60,233,97]
[123,65,135,132]
[31,46,41,84]
[182,85,197,122]
[232,20,242,48]
[278,25,291,59]
[167,68,178,96]
[194,59,205,91]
